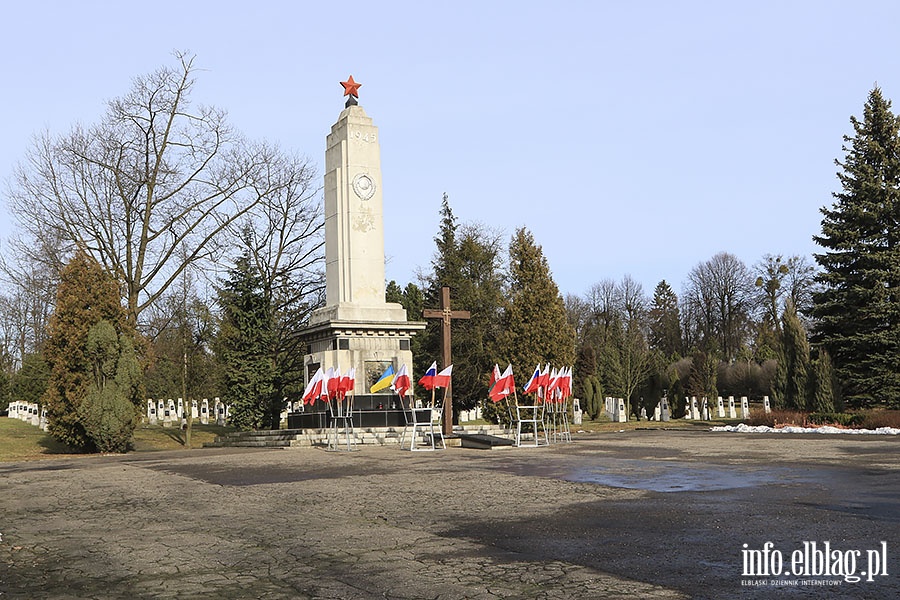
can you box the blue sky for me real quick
[2,1,900,299]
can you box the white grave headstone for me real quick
[572,398,582,425]
[661,397,671,422]
[215,397,226,426]
[683,397,692,419]
[653,402,661,421]
[148,399,157,425]
[701,398,710,421]
[763,395,771,414]
[191,400,198,419]
[691,397,700,420]
[728,396,737,419]
[740,396,750,419]
[639,406,647,420]
[200,398,209,425]
[717,396,725,418]
[617,398,627,422]
[176,398,184,420]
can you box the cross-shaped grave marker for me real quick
[423,286,470,436]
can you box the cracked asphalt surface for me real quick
[1,430,898,599]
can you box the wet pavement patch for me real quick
[561,459,818,492]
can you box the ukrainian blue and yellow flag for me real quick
[369,364,395,393]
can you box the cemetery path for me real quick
[0,431,897,599]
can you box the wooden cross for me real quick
[422,286,470,436]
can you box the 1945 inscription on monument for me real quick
[350,131,376,142]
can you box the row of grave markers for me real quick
[681,395,772,420]
[146,398,228,426]
[6,401,48,430]
[7,398,231,431]
[605,395,773,422]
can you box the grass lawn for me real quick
[0,418,236,462]
[1,412,744,462]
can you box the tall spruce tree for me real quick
[813,87,900,408]
[648,280,683,359]
[499,228,575,379]
[216,252,276,430]
[420,195,505,412]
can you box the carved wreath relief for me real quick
[352,173,376,201]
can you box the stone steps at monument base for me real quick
[205,424,513,449]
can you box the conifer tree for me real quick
[43,251,142,452]
[648,280,683,359]
[810,350,836,413]
[499,228,575,378]
[781,300,811,410]
[79,320,144,452]
[771,348,788,409]
[419,196,505,412]
[813,87,900,407]
[216,252,276,430]
[385,281,405,306]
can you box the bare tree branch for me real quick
[6,52,320,328]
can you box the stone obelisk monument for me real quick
[299,76,424,406]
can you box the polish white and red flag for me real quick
[560,367,573,398]
[301,368,324,405]
[538,364,551,394]
[391,364,412,398]
[339,367,355,397]
[547,367,561,401]
[327,367,342,400]
[434,365,453,388]
[489,364,515,402]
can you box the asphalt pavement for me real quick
[1,430,897,599]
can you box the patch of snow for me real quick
[711,423,900,435]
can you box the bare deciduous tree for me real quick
[0,239,60,366]
[683,252,754,360]
[6,52,319,327]
[230,172,325,402]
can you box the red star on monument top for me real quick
[340,75,362,98]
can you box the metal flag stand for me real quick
[327,370,357,452]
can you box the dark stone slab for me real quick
[458,433,515,449]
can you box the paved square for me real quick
[1,431,897,599]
